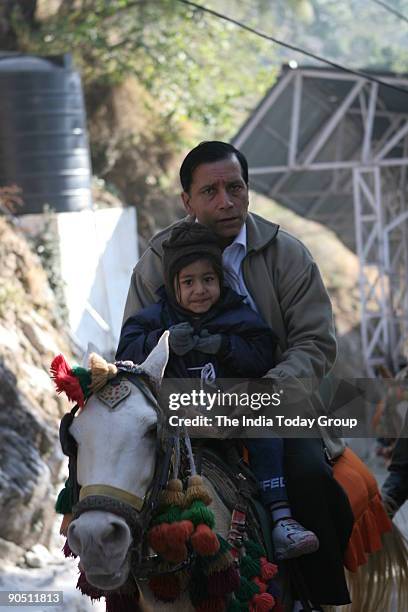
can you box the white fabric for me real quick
[222,222,258,312]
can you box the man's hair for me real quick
[179,141,249,193]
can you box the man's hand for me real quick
[168,322,197,356]
[195,329,223,354]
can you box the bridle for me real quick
[59,366,192,580]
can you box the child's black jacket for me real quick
[116,287,277,378]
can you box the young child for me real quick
[116,222,319,560]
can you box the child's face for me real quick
[175,259,221,314]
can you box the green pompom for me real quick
[151,505,182,525]
[240,554,261,579]
[236,576,260,601]
[181,500,215,527]
[244,539,265,559]
[72,366,92,397]
[55,480,72,514]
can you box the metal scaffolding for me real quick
[233,66,408,375]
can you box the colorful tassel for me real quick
[50,354,85,407]
[158,478,185,508]
[148,475,194,566]
[191,524,220,556]
[183,474,213,507]
[148,521,193,563]
[62,539,76,558]
[71,365,92,398]
[207,565,241,597]
[76,571,103,600]
[250,592,275,611]
[88,353,118,393]
[148,573,182,602]
[236,576,260,602]
[55,481,73,514]
[240,554,261,579]
[259,558,278,581]
[252,577,267,594]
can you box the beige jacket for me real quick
[122,212,345,458]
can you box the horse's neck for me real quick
[138,476,231,612]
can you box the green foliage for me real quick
[270,0,408,71]
[13,0,278,140]
[8,0,408,144]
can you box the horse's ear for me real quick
[139,331,169,388]
[82,342,102,367]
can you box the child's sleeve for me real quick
[115,307,164,363]
[220,328,277,377]
[213,307,278,377]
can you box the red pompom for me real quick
[191,524,220,556]
[50,354,85,407]
[148,523,170,554]
[260,557,278,581]
[251,592,275,611]
[165,520,194,547]
[148,521,193,563]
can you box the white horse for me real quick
[65,333,408,612]
[67,332,231,611]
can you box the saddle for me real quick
[193,440,274,559]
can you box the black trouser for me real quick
[283,438,354,606]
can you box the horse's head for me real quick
[67,332,169,590]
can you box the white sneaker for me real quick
[272,518,319,560]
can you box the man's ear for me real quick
[181,191,194,216]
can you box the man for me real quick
[120,141,354,608]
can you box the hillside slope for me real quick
[0,217,73,562]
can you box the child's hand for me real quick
[169,322,197,355]
[196,329,223,354]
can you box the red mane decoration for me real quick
[50,354,85,407]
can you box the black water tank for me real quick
[0,54,92,214]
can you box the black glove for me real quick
[195,329,223,354]
[169,322,197,356]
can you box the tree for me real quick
[11,0,278,139]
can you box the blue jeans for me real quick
[245,437,289,506]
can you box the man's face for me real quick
[181,155,249,247]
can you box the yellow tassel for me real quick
[159,479,185,508]
[88,353,117,392]
[183,475,212,508]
